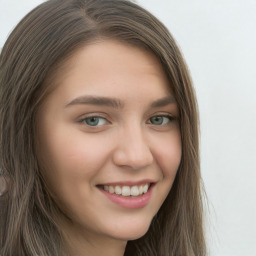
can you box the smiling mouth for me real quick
[97,183,152,197]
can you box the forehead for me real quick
[44,39,173,105]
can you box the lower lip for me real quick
[99,184,154,209]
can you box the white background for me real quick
[1,1,256,255]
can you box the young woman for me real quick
[0,0,206,255]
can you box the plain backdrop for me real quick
[1,1,256,255]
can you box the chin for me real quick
[109,218,152,241]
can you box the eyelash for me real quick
[148,115,175,126]
[78,114,175,127]
[79,116,109,127]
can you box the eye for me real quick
[149,115,174,125]
[81,116,108,126]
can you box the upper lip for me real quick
[97,179,155,186]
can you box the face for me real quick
[37,40,181,244]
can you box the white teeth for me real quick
[122,186,130,196]
[130,186,139,196]
[109,186,115,194]
[139,185,144,194]
[115,186,122,195]
[143,184,149,193]
[101,183,150,197]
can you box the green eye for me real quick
[83,117,107,126]
[149,115,172,125]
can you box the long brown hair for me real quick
[0,0,206,255]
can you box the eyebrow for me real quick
[150,96,176,108]
[65,95,176,109]
[65,95,124,109]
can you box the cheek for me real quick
[38,127,114,186]
[37,128,115,217]
[152,132,182,179]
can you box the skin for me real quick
[37,40,182,256]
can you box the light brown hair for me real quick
[0,0,206,255]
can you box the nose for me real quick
[112,125,154,170]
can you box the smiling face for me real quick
[37,40,181,250]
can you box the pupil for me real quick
[86,117,99,126]
[151,116,163,125]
